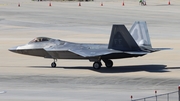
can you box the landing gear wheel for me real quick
[93,62,102,69]
[51,62,56,68]
[105,60,113,68]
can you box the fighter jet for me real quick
[9,21,171,69]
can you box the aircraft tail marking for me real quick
[108,25,141,51]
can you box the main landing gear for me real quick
[51,59,57,67]
[92,59,113,69]
[50,59,113,69]
[93,62,102,69]
[103,59,113,68]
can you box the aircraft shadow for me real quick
[29,64,169,73]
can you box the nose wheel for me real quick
[51,59,57,67]
[51,62,56,67]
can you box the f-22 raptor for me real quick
[9,21,170,69]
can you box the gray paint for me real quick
[9,21,171,66]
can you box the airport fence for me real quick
[131,91,178,101]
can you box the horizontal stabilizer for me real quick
[124,51,148,55]
[151,48,172,52]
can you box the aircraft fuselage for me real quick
[9,39,143,60]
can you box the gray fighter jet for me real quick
[9,21,170,69]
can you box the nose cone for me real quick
[8,46,18,52]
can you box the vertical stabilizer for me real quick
[129,21,152,48]
[108,25,141,51]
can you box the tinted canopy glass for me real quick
[29,37,51,43]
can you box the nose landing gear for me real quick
[51,59,57,67]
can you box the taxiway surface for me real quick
[0,0,180,101]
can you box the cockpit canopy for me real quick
[29,37,51,43]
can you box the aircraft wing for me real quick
[44,47,148,58]
[69,48,123,57]
[44,47,122,58]
[69,49,149,57]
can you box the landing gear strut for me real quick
[51,59,57,67]
[93,61,102,69]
